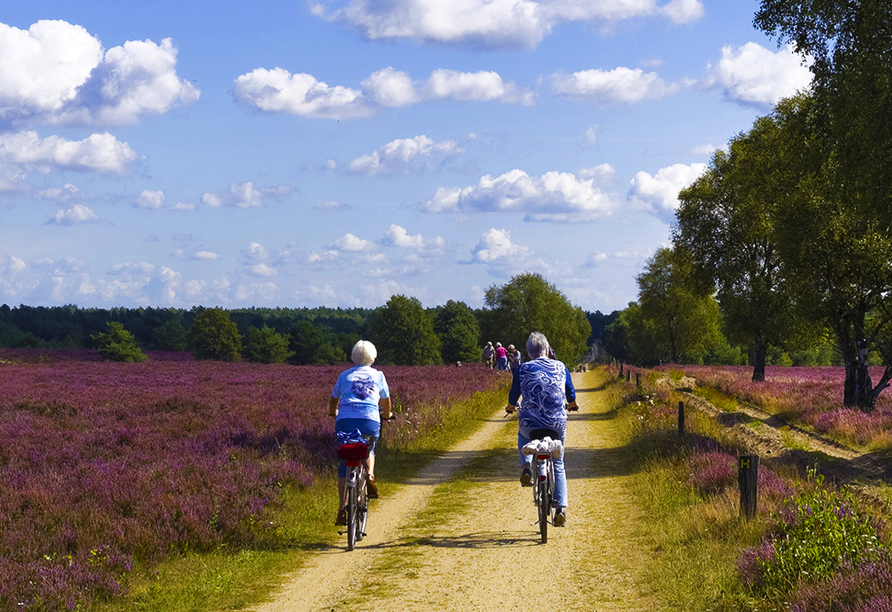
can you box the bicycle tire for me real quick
[357,467,368,542]
[346,475,358,551]
[538,458,549,543]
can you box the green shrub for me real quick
[739,468,884,596]
[92,322,147,362]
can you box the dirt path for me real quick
[248,371,657,612]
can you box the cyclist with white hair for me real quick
[329,340,392,526]
[505,331,578,526]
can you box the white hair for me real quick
[526,332,550,359]
[351,340,377,366]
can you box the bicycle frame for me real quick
[523,428,560,544]
[338,436,371,551]
[532,451,555,543]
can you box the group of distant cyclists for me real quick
[328,331,577,529]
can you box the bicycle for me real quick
[336,432,371,551]
[521,428,562,543]
[335,416,395,551]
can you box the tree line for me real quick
[0,273,597,369]
[606,0,892,411]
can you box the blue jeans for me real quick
[336,417,380,478]
[518,424,567,508]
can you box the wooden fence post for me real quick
[635,372,640,388]
[677,401,685,436]
[739,455,759,520]
[619,363,624,379]
[626,370,631,382]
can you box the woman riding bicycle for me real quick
[504,332,578,526]
[329,340,393,526]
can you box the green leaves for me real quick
[91,321,147,362]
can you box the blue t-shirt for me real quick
[508,358,576,432]
[332,365,390,421]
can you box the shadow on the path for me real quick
[340,531,542,551]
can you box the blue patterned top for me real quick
[332,365,390,421]
[508,358,576,431]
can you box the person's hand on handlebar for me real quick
[504,403,516,415]
[567,400,579,412]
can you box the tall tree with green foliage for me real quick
[371,295,441,365]
[674,96,817,381]
[243,326,294,364]
[753,2,892,409]
[634,248,723,364]
[480,273,590,366]
[153,319,188,351]
[187,308,242,362]
[92,321,148,362]
[434,300,481,364]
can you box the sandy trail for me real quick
[248,371,656,611]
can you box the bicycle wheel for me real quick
[538,459,549,543]
[346,474,358,551]
[356,468,369,542]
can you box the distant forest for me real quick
[0,303,618,356]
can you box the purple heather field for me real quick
[0,349,504,610]
[663,365,892,449]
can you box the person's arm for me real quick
[328,396,339,417]
[564,365,578,411]
[378,397,393,419]
[505,368,522,413]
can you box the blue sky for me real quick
[0,0,811,313]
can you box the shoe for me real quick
[336,507,347,526]
[367,474,379,499]
[554,507,566,527]
[520,465,532,487]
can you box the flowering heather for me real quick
[789,554,892,612]
[0,352,504,611]
[738,473,886,601]
[665,365,892,450]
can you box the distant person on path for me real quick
[482,341,495,369]
[495,342,508,371]
[507,344,523,372]
[504,332,578,526]
[329,340,392,526]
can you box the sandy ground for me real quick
[247,371,658,612]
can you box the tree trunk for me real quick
[843,339,874,411]
[751,335,767,382]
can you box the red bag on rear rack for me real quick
[337,441,369,460]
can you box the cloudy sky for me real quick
[0,0,811,313]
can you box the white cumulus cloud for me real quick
[361,67,420,107]
[552,67,677,104]
[332,233,375,252]
[706,42,813,108]
[628,162,707,221]
[423,69,533,104]
[382,224,446,253]
[421,167,616,222]
[0,130,138,174]
[233,67,372,120]
[201,182,291,209]
[136,189,165,209]
[0,21,198,126]
[312,0,703,49]
[45,203,100,225]
[348,135,464,175]
[469,228,530,263]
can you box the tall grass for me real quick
[612,367,891,611]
